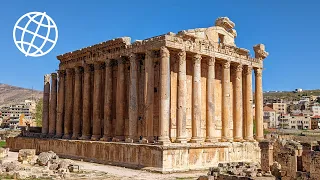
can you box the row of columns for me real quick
[41,46,264,143]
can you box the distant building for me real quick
[263,106,277,128]
[278,114,290,129]
[288,114,311,130]
[0,100,36,127]
[312,106,320,116]
[273,102,288,114]
[295,88,303,93]
[311,116,320,129]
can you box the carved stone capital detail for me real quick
[255,68,263,77]
[177,50,186,60]
[160,46,170,58]
[145,50,153,59]
[94,62,105,70]
[74,66,83,74]
[235,64,243,72]
[44,74,51,84]
[130,53,137,62]
[208,57,215,66]
[222,61,230,69]
[66,68,74,75]
[244,66,252,75]
[193,54,202,64]
[57,70,66,77]
[83,64,94,73]
[117,56,127,65]
[51,73,58,79]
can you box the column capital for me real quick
[117,56,127,65]
[57,70,66,77]
[222,61,231,69]
[244,66,252,75]
[94,62,105,70]
[66,68,75,75]
[44,74,51,84]
[177,50,186,60]
[51,72,57,79]
[160,46,170,58]
[74,66,83,74]
[235,64,243,72]
[145,50,153,59]
[208,57,215,66]
[254,68,263,77]
[83,64,94,72]
[129,53,137,61]
[193,54,202,64]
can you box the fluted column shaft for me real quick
[158,47,171,144]
[206,57,217,142]
[115,57,125,141]
[62,69,74,139]
[244,66,254,141]
[79,64,92,140]
[143,50,154,143]
[101,60,113,141]
[48,73,57,136]
[126,53,139,143]
[190,54,202,143]
[176,50,187,143]
[255,68,264,141]
[221,61,232,142]
[41,74,50,135]
[91,63,103,140]
[233,64,243,141]
[55,70,65,138]
[71,67,82,139]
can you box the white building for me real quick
[263,106,277,128]
[312,106,320,116]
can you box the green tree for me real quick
[35,99,43,127]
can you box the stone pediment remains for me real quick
[177,17,237,47]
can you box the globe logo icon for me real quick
[13,12,58,57]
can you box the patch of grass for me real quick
[0,141,6,148]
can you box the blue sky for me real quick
[0,0,319,91]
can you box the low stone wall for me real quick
[7,137,261,172]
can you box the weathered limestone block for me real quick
[37,151,59,166]
[18,149,36,164]
[0,147,9,159]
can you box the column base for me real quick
[205,137,219,143]
[139,137,149,144]
[62,134,71,139]
[100,136,112,142]
[244,137,255,142]
[175,137,187,143]
[219,137,233,142]
[78,135,91,140]
[71,134,80,140]
[91,135,101,141]
[255,136,264,142]
[40,133,48,138]
[190,137,203,143]
[112,136,125,142]
[158,136,171,145]
[53,134,63,139]
[233,137,244,142]
[47,133,55,138]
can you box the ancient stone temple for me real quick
[8,17,269,172]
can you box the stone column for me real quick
[158,47,171,145]
[126,53,139,143]
[48,73,57,137]
[233,64,243,141]
[244,66,254,141]
[62,68,74,139]
[114,57,126,141]
[255,68,264,141]
[205,57,217,142]
[71,67,82,140]
[143,50,154,143]
[55,70,65,138]
[79,64,92,140]
[176,50,187,143]
[190,54,202,143]
[41,74,50,136]
[101,59,113,141]
[221,61,232,142]
[91,62,103,140]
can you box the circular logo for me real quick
[13,12,58,57]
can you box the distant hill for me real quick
[0,83,42,107]
[264,89,320,102]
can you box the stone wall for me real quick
[7,137,260,173]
